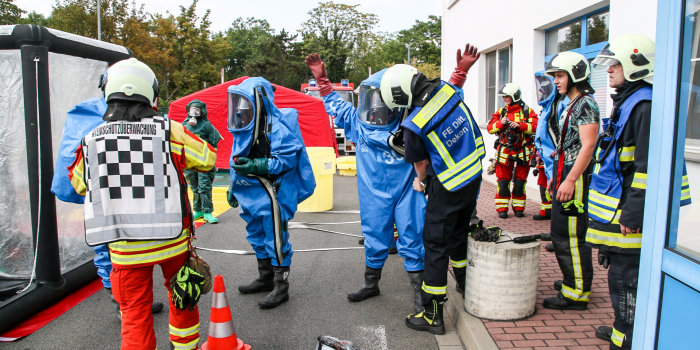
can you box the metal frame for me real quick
[544,6,610,61]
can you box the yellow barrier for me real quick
[336,156,356,176]
[297,147,336,212]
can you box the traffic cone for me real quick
[201,275,251,350]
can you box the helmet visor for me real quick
[535,75,555,103]
[591,56,620,68]
[228,93,254,129]
[188,106,201,117]
[357,86,399,126]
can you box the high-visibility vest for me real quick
[402,82,485,191]
[81,116,185,246]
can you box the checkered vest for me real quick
[81,116,184,245]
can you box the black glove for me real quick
[532,168,539,177]
[598,250,610,269]
[472,226,501,242]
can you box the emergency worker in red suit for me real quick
[486,83,538,218]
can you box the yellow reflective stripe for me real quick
[437,148,481,182]
[512,199,526,206]
[611,327,625,347]
[475,136,483,148]
[170,323,199,337]
[427,131,455,167]
[450,259,467,268]
[586,228,642,248]
[561,285,590,301]
[589,190,619,208]
[541,203,552,210]
[412,84,455,129]
[631,172,647,189]
[109,231,188,252]
[172,337,200,350]
[183,143,211,164]
[618,146,635,162]
[421,282,447,295]
[495,199,510,204]
[171,143,183,155]
[443,160,482,191]
[70,159,87,195]
[588,203,617,221]
[109,238,189,265]
[568,176,585,295]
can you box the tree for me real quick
[0,0,25,25]
[17,11,49,26]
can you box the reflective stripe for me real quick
[631,172,647,189]
[109,231,189,252]
[611,327,625,347]
[412,85,455,128]
[681,175,691,202]
[586,228,642,249]
[451,259,467,268]
[588,203,621,223]
[566,176,586,299]
[442,161,482,191]
[170,323,199,337]
[618,146,635,162]
[109,238,188,265]
[421,282,447,296]
[589,189,619,207]
[428,131,455,166]
[437,145,481,183]
[172,337,200,350]
[171,143,183,155]
[561,284,590,301]
[512,199,526,207]
[541,203,552,210]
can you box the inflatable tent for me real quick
[0,24,130,333]
[168,77,338,169]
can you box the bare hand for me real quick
[456,43,480,73]
[620,224,640,236]
[500,117,509,125]
[508,120,520,129]
[556,179,574,202]
[547,179,554,196]
[413,177,425,192]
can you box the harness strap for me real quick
[555,94,585,188]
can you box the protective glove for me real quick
[304,53,334,96]
[226,186,239,208]
[232,157,269,175]
[170,265,206,311]
[472,226,501,242]
[560,199,585,216]
[532,168,539,177]
[449,43,480,88]
[598,250,610,269]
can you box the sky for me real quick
[15,0,442,35]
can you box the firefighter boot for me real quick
[202,212,218,224]
[453,266,466,297]
[238,258,274,294]
[595,326,613,343]
[259,266,290,309]
[347,266,382,302]
[407,271,424,313]
[406,298,446,335]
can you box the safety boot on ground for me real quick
[238,258,274,294]
[407,271,424,313]
[543,292,588,310]
[595,326,613,343]
[554,280,563,291]
[406,299,446,335]
[498,212,508,219]
[347,266,381,302]
[259,266,290,309]
[202,212,218,224]
[514,211,525,218]
[533,211,551,220]
[192,211,204,220]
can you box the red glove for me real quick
[449,43,481,88]
[304,53,334,96]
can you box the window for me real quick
[545,9,609,116]
[485,45,511,120]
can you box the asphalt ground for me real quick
[4,174,439,350]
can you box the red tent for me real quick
[169,77,338,169]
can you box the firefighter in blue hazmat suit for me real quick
[305,53,426,313]
[227,77,316,309]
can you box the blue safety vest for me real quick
[589,86,691,226]
[402,82,485,191]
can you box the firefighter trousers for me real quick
[420,176,481,305]
[550,163,593,303]
[608,252,639,349]
[494,160,529,213]
[112,253,200,350]
[537,167,552,216]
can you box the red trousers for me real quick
[111,253,200,350]
[494,161,530,213]
[537,167,552,215]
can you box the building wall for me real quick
[440,0,688,201]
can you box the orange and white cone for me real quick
[201,275,251,350]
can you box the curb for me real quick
[444,275,498,350]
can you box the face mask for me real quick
[189,106,202,118]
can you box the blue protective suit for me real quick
[227,77,315,267]
[323,70,425,271]
[534,71,569,180]
[50,97,112,288]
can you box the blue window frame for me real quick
[544,7,610,61]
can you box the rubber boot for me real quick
[453,266,466,297]
[202,212,218,224]
[192,211,204,220]
[405,298,446,335]
[238,258,274,294]
[407,271,424,313]
[258,266,290,309]
[347,266,381,302]
[595,326,613,343]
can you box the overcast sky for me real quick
[15,0,442,35]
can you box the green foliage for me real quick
[0,0,24,25]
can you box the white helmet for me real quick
[102,58,159,106]
[379,64,420,110]
[545,51,593,94]
[592,34,654,81]
[498,83,521,103]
